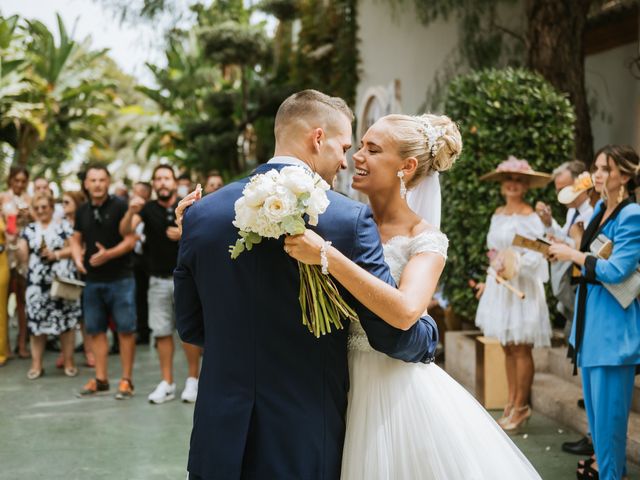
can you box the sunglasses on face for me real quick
[166,208,176,224]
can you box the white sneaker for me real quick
[181,377,198,403]
[148,380,176,404]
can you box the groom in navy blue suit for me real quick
[175,90,438,479]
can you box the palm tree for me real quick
[20,14,114,170]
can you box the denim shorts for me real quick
[83,277,137,334]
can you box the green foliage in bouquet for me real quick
[442,67,575,320]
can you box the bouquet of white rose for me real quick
[229,166,358,337]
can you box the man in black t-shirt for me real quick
[71,164,137,400]
[120,164,201,404]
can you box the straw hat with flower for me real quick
[479,156,552,189]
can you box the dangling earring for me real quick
[397,171,407,199]
[617,185,625,204]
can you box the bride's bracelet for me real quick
[320,241,332,275]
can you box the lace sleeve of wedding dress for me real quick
[409,230,449,260]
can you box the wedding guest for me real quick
[114,182,129,201]
[203,171,224,195]
[536,161,593,332]
[132,181,152,345]
[33,177,64,222]
[15,193,81,379]
[32,177,52,196]
[0,213,11,366]
[537,161,595,457]
[54,190,95,369]
[549,145,640,480]
[2,166,31,359]
[475,156,552,432]
[71,164,137,399]
[120,165,201,404]
[177,173,192,199]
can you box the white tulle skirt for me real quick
[341,348,542,480]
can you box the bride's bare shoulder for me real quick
[411,219,441,237]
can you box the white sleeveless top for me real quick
[347,230,449,353]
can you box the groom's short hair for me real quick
[274,90,353,139]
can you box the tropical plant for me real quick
[441,68,575,319]
[104,0,361,177]
[0,13,117,182]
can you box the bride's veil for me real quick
[406,171,441,229]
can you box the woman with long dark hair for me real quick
[549,145,640,480]
[1,166,31,359]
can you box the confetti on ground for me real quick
[558,429,564,434]
[545,446,551,451]
[523,434,529,439]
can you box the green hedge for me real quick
[441,68,575,320]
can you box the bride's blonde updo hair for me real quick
[382,113,462,188]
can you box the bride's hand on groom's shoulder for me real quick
[175,185,202,233]
[284,230,324,265]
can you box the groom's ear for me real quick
[312,127,324,153]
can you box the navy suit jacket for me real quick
[175,163,438,480]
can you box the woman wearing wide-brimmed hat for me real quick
[474,156,552,432]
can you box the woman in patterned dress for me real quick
[16,193,82,379]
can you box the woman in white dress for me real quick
[284,114,542,479]
[474,157,552,432]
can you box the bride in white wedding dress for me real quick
[284,114,542,479]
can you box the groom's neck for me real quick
[273,146,311,167]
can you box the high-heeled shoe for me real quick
[497,404,514,427]
[27,368,45,380]
[501,405,531,432]
[576,464,599,479]
[577,456,595,469]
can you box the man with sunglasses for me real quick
[71,164,138,399]
[120,164,201,404]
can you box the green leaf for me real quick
[282,215,306,235]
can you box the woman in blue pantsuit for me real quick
[549,145,640,480]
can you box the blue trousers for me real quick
[582,365,636,480]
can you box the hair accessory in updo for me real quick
[414,116,446,158]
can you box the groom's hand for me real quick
[284,230,325,265]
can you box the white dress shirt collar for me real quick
[267,156,312,172]
[576,198,592,217]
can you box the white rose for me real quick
[254,214,284,238]
[232,197,259,231]
[243,175,277,208]
[279,166,315,195]
[306,188,330,226]
[262,188,297,223]
[313,173,330,192]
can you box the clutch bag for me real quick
[590,234,640,309]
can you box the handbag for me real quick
[50,276,85,301]
[589,233,640,309]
